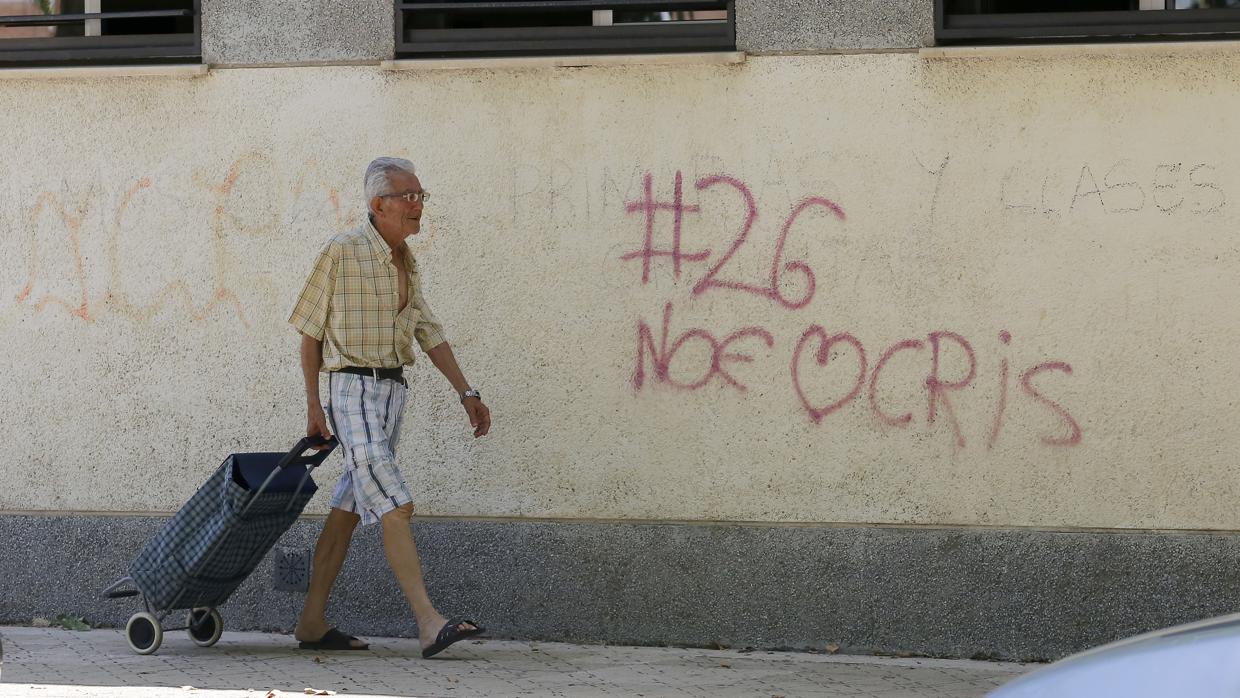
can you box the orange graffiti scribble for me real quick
[22,153,372,329]
[106,173,251,329]
[105,282,249,327]
[293,158,358,230]
[198,153,252,199]
[107,176,251,329]
[17,191,94,322]
[194,152,282,238]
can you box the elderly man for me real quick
[287,157,490,658]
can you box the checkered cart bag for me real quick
[104,436,337,655]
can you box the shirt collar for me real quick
[365,215,416,270]
[363,215,391,261]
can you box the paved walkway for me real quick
[0,626,1031,698]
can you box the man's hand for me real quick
[307,407,334,449]
[464,398,490,438]
[299,333,332,448]
[424,342,490,438]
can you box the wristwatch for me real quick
[460,389,481,403]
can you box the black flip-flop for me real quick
[298,627,369,651]
[422,618,485,659]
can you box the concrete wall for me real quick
[736,0,934,52]
[196,0,936,66]
[4,55,1238,529]
[3,48,1240,657]
[9,516,1240,661]
[202,0,394,65]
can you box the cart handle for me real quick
[277,435,339,471]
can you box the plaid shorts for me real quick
[323,371,412,526]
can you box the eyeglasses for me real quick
[383,190,430,204]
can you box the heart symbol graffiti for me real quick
[791,325,868,424]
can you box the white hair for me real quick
[364,157,417,209]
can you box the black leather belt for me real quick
[336,366,405,385]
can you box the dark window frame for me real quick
[395,0,735,60]
[936,1,1240,45]
[0,0,200,67]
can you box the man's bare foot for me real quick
[417,615,449,648]
[419,616,484,658]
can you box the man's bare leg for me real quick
[295,507,366,647]
[381,503,477,649]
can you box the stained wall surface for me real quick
[2,53,1237,532]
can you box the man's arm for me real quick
[300,332,333,447]
[426,342,491,438]
[425,342,470,394]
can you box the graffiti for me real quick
[10,156,1091,452]
[633,305,1082,449]
[633,302,774,392]
[97,174,251,327]
[621,171,845,310]
[1019,362,1083,447]
[17,190,95,321]
[624,168,1083,449]
[792,327,867,426]
[9,155,361,329]
[1001,160,1226,215]
[620,171,707,284]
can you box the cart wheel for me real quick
[126,612,163,655]
[187,608,223,647]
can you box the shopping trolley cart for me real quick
[103,435,337,654]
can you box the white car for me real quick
[989,612,1240,696]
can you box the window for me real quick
[936,0,1240,44]
[0,0,199,67]
[395,1,734,59]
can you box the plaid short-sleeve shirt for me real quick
[288,219,447,371]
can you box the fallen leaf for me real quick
[266,691,279,698]
[718,661,732,668]
[312,657,323,664]
[54,614,91,631]
[447,677,459,683]
[825,643,840,654]
[180,687,195,691]
[303,689,335,696]
[710,641,730,650]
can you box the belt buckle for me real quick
[370,367,381,380]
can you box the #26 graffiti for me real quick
[623,170,1081,450]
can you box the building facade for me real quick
[1,0,1238,661]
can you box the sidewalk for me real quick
[0,626,1030,698]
